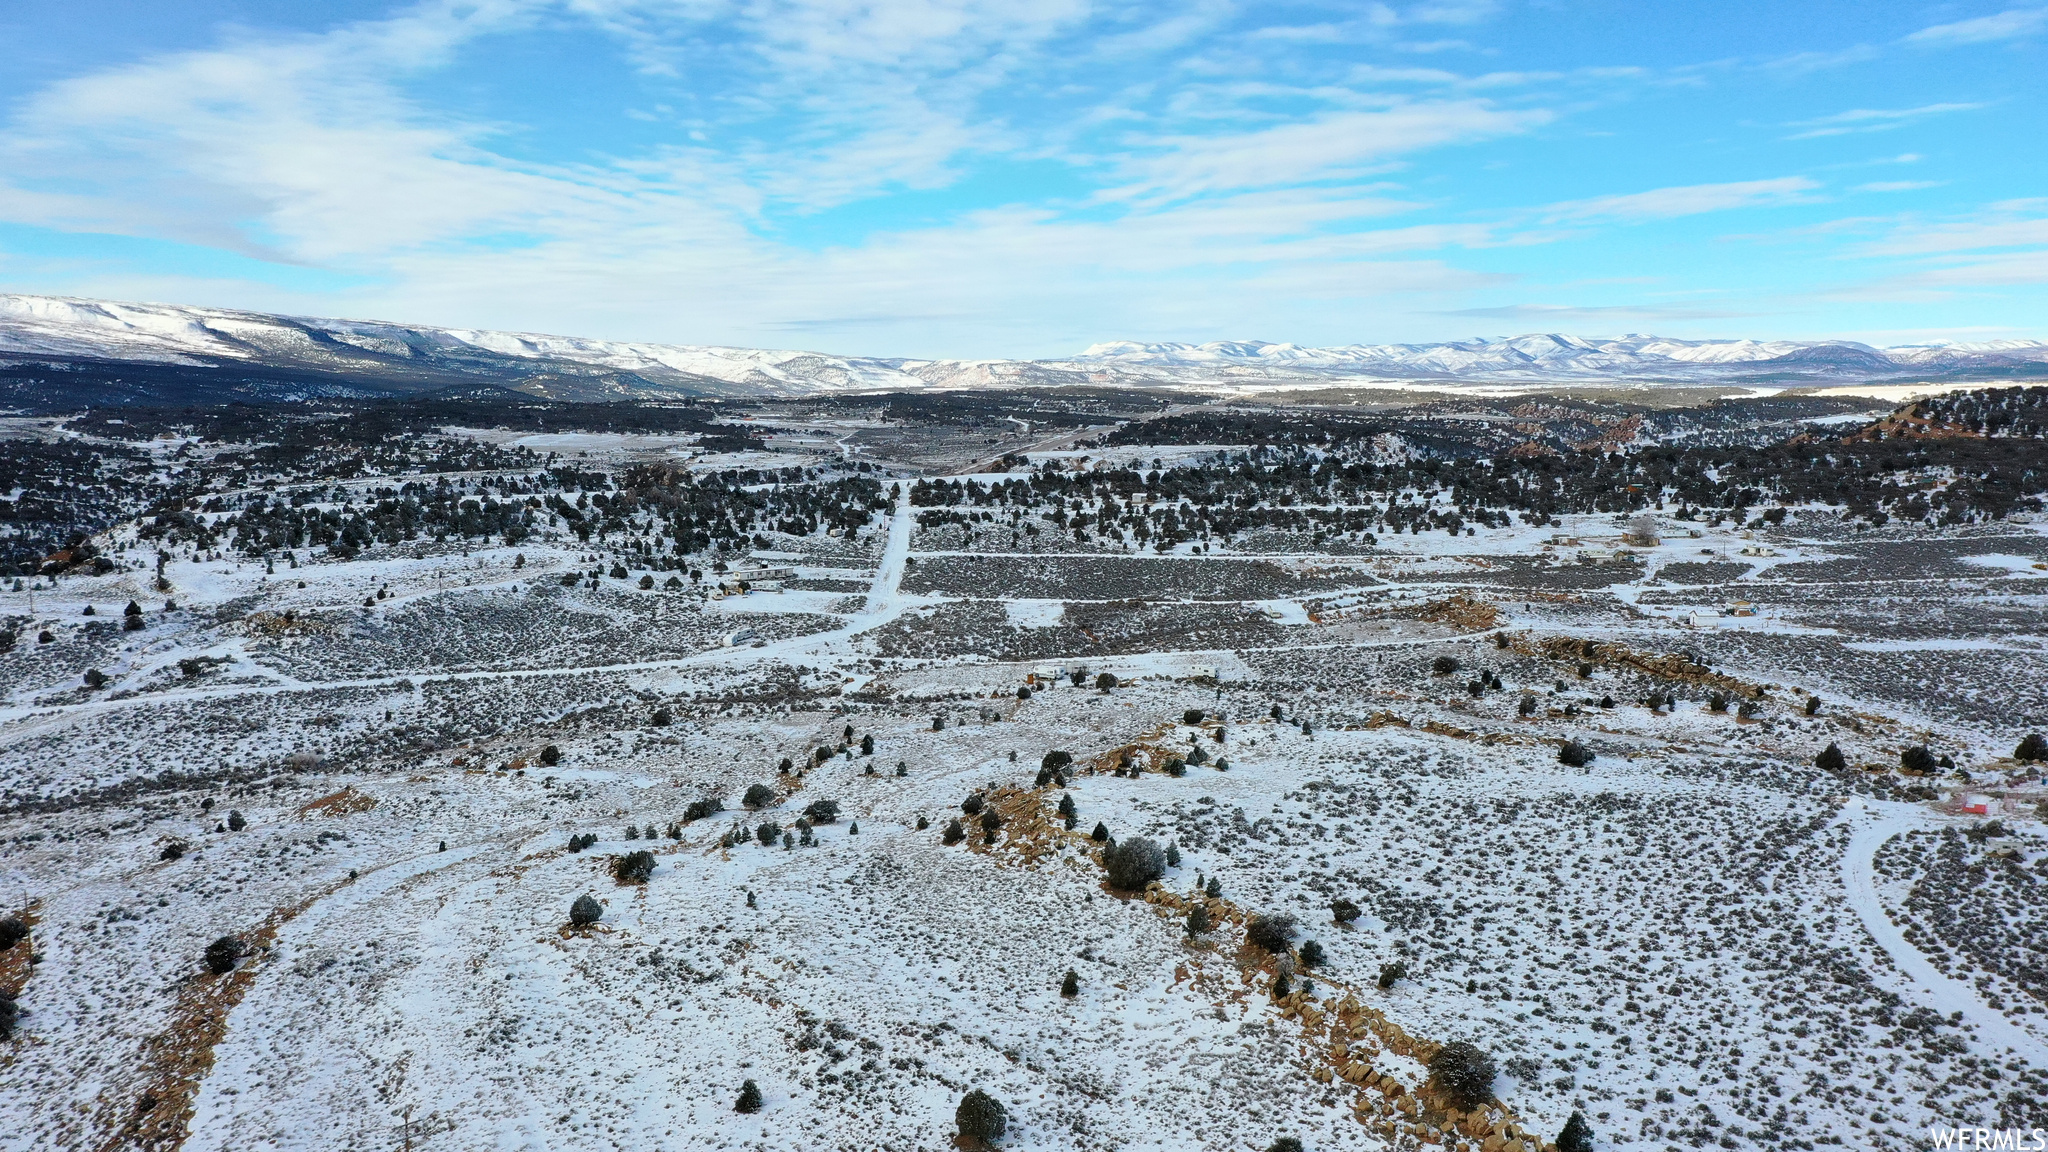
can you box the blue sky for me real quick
[0,1,2042,358]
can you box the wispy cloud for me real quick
[1854,181,1943,193]
[1543,177,1823,223]
[1904,7,2048,46]
[1782,102,1983,139]
[1104,101,1553,202]
[1436,303,1752,322]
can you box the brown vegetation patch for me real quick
[0,899,41,1001]
[240,610,341,639]
[296,787,376,818]
[95,890,330,1152]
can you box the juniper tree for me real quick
[1267,1138,1304,1152]
[1817,742,1846,772]
[743,783,778,809]
[861,734,875,756]
[1205,876,1222,899]
[1556,1111,1594,1152]
[804,799,841,824]
[955,1090,1007,1142]
[1902,745,1937,774]
[1164,842,1180,868]
[570,895,603,926]
[226,810,247,832]
[755,822,782,846]
[205,935,245,975]
[943,818,966,845]
[2018,733,2046,761]
[1186,903,1211,937]
[1246,914,1296,953]
[613,850,656,883]
[1558,740,1593,767]
[1429,1041,1498,1111]
[1090,821,1110,843]
[0,916,25,951]
[1432,656,1460,675]
[979,808,1002,836]
[1377,960,1407,989]
[1057,794,1077,820]
[1061,969,1079,997]
[1806,695,1823,717]
[540,744,561,766]
[1298,940,1326,968]
[1103,836,1165,890]
[735,1079,763,1114]
[1331,899,1360,923]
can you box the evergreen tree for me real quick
[1061,969,1079,997]
[1817,742,1847,772]
[735,1079,763,1113]
[1428,1041,1497,1111]
[205,935,244,975]
[1556,1111,1594,1152]
[955,1090,1007,1142]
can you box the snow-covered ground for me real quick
[3,471,2046,1152]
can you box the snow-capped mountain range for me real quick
[2,293,2044,404]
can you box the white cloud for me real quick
[1782,102,1983,139]
[1105,101,1552,202]
[1543,177,1823,223]
[1904,7,2048,45]
[1854,181,1943,193]
[1437,303,1752,321]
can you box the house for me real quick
[732,564,796,582]
[1621,513,1660,548]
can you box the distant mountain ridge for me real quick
[1,293,2044,408]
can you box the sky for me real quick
[0,1,2042,359]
